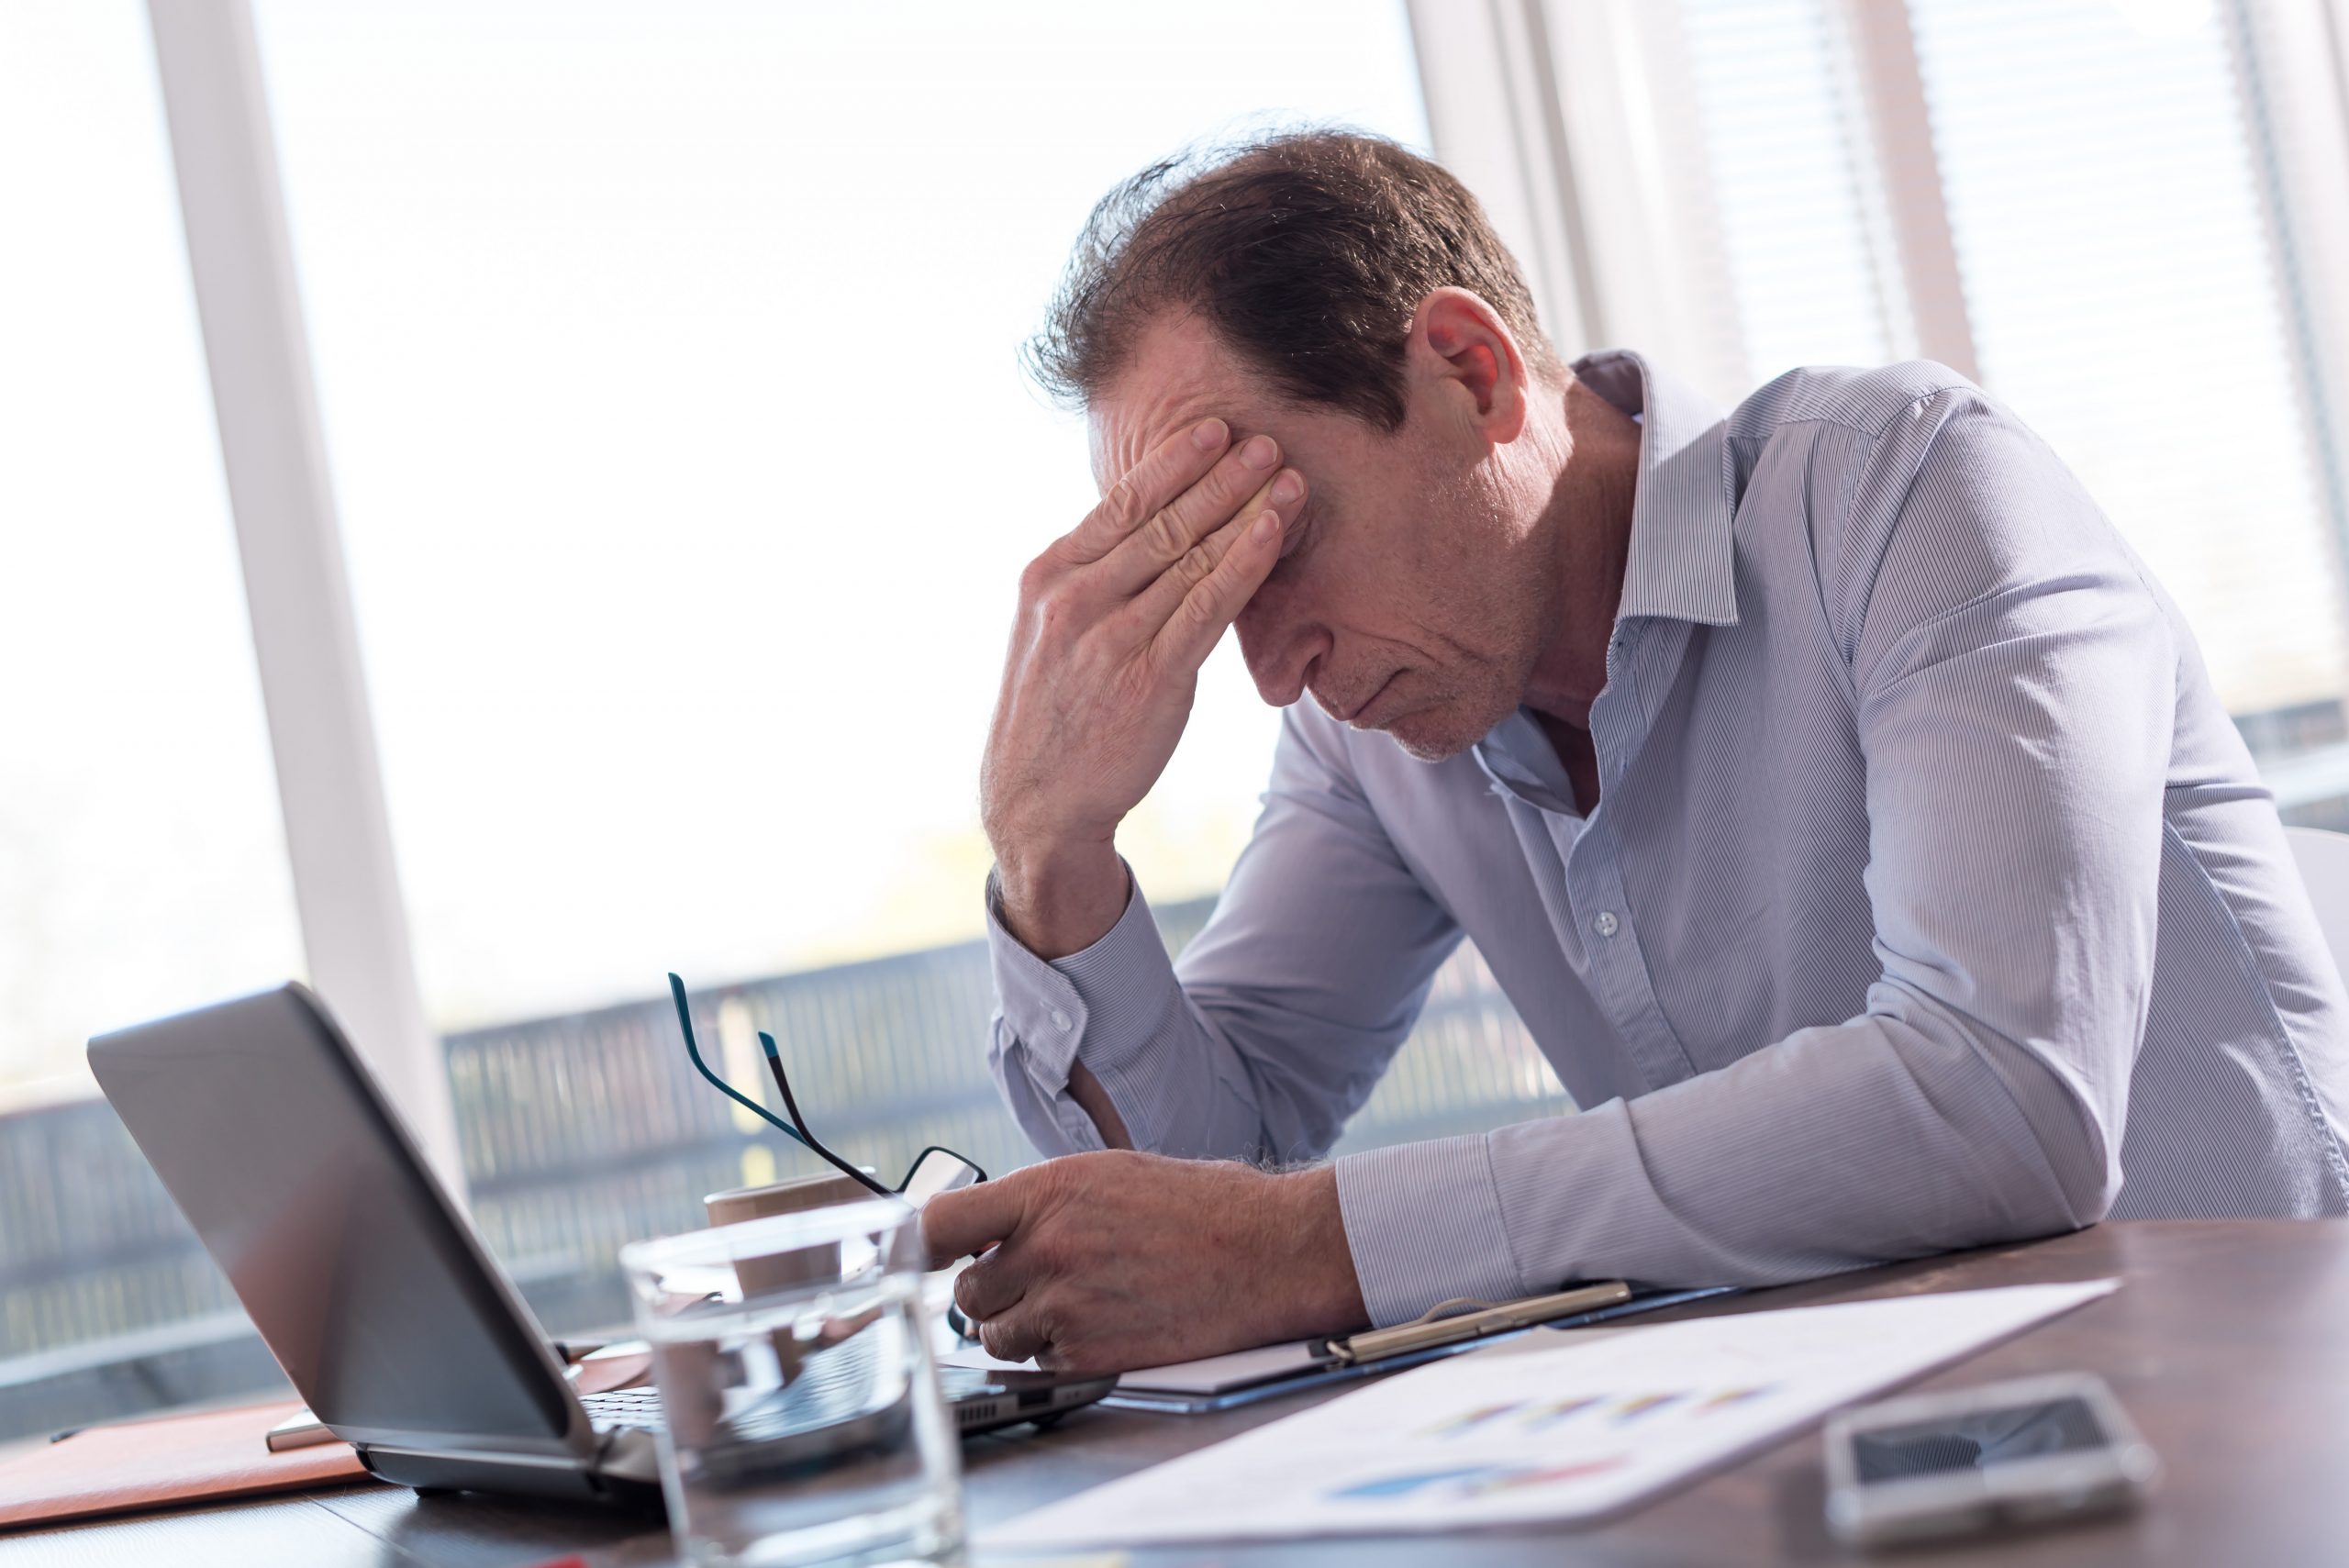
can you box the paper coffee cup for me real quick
[702,1172,873,1294]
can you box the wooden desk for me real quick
[3,1220,2341,1566]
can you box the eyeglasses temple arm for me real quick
[761,1032,893,1197]
[667,973,814,1151]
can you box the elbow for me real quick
[1978,1060,2121,1240]
[1928,1118,2110,1260]
[2035,1107,2120,1231]
[1895,1002,2125,1244]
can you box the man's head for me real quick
[1030,129,1596,760]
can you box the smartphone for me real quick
[1823,1373,2159,1548]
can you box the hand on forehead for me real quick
[1087,312,1296,487]
[1088,398,1330,584]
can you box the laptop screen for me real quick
[91,987,575,1448]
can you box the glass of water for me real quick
[620,1197,963,1568]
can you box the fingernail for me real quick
[1253,509,1280,541]
[1193,418,1226,450]
[1271,470,1304,505]
[1240,434,1278,470]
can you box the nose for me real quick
[1235,596,1329,708]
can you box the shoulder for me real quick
[1720,363,2035,659]
[1725,360,1980,447]
[1720,363,2148,670]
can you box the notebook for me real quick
[0,1399,376,1533]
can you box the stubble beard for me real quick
[1384,641,1540,762]
[1384,539,1553,764]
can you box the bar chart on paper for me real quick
[1329,1382,1780,1504]
[984,1281,2119,1551]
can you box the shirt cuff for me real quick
[1334,1133,1527,1327]
[984,863,1178,1141]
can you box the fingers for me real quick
[1148,505,1285,673]
[1092,432,1287,596]
[1126,463,1301,632]
[977,1304,1130,1376]
[919,1177,1028,1267]
[952,1237,1032,1322]
[1059,417,1230,567]
[956,1230,1051,1363]
[978,1307,1053,1366]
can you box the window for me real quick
[1680,0,1903,383]
[0,0,306,1371]
[1649,0,2349,771]
[0,3,306,1107]
[1907,0,2348,734]
[250,0,1431,1031]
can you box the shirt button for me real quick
[1050,1008,1074,1031]
[1592,910,1620,939]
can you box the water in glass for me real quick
[622,1198,963,1567]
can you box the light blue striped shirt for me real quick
[985,351,2349,1327]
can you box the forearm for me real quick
[985,707,1464,1171]
[1336,989,2111,1325]
[985,869,1299,1163]
[1267,1165,1372,1340]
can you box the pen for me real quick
[1323,1280,1634,1365]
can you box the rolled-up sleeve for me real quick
[1337,389,2168,1321]
[986,705,1464,1170]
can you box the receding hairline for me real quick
[1028,128,1561,434]
[1080,293,1568,471]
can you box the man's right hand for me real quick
[981,417,1306,959]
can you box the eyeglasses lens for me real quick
[899,1150,983,1207]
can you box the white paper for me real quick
[938,1344,1041,1376]
[939,1336,1326,1395]
[983,1279,2119,1551]
[1115,1338,1328,1395]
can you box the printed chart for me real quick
[1323,1382,1781,1505]
[983,1280,2118,1550]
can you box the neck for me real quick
[1521,375,1642,729]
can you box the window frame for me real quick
[146,0,461,1195]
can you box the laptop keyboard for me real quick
[582,1386,667,1433]
[584,1361,996,1437]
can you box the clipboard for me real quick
[1097,1284,1740,1415]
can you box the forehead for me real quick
[1087,312,1283,490]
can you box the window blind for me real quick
[1906,0,2347,729]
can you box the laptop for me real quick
[87,984,1113,1503]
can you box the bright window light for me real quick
[0,1,306,1105]
[1909,0,2345,724]
[250,0,1429,1029]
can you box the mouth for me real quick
[1330,672,1398,726]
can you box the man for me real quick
[921,131,2349,1373]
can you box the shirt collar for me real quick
[1572,350,1739,628]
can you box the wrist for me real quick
[991,837,1128,960]
[1263,1166,1370,1340]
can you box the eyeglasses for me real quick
[666,973,985,1206]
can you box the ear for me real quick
[1402,287,1531,446]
